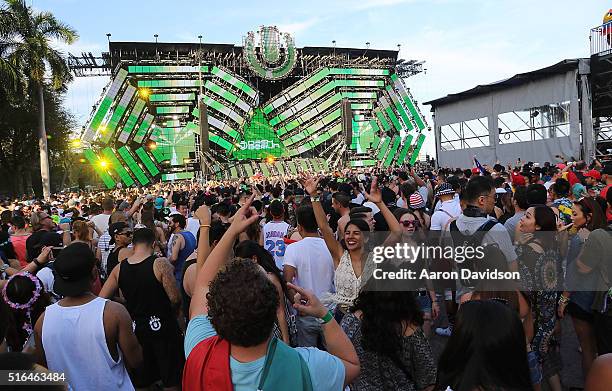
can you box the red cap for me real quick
[511,172,526,186]
[585,169,602,180]
[556,163,566,170]
[471,167,480,174]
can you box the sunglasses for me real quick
[400,220,420,228]
[118,231,133,237]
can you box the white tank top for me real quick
[263,220,290,269]
[330,251,361,306]
[42,297,134,391]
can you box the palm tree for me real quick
[0,0,77,199]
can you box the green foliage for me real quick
[0,0,79,196]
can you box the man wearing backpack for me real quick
[443,176,518,304]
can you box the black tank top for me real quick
[118,255,178,337]
[105,247,122,278]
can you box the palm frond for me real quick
[34,11,78,44]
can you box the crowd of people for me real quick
[0,158,611,390]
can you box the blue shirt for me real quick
[184,315,345,391]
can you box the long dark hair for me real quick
[234,240,288,298]
[573,197,606,231]
[351,287,423,378]
[3,274,50,352]
[436,300,531,391]
[531,205,558,250]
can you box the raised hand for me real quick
[300,174,321,197]
[365,176,382,204]
[194,205,211,226]
[227,194,259,235]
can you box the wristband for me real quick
[199,224,211,228]
[33,258,43,268]
[318,310,334,324]
[311,196,321,202]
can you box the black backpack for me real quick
[449,219,505,289]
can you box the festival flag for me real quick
[473,156,486,174]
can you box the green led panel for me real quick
[101,147,135,186]
[384,136,401,167]
[150,93,196,102]
[274,161,285,175]
[118,99,146,144]
[83,149,116,188]
[162,172,194,181]
[100,85,136,144]
[376,137,391,160]
[134,114,154,144]
[138,80,202,88]
[135,147,160,176]
[397,135,414,165]
[386,86,412,130]
[350,160,377,167]
[390,75,426,130]
[211,66,257,100]
[128,65,208,73]
[259,163,270,176]
[156,106,190,114]
[375,110,391,131]
[233,109,284,160]
[409,133,426,164]
[243,164,254,177]
[83,69,128,141]
[117,146,149,186]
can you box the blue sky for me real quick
[33,0,609,155]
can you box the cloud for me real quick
[276,18,322,35]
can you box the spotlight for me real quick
[98,160,109,168]
[266,156,275,164]
[79,158,87,163]
[147,141,157,150]
[139,88,151,99]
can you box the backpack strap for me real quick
[471,220,498,243]
[477,220,498,233]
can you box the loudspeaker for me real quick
[341,98,352,148]
[199,99,210,153]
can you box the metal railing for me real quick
[590,22,612,56]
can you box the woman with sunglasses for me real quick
[105,222,133,279]
[558,197,606,378]
[393,208,439,337]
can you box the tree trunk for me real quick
[15,165,24,196]
[59,159,72,191]
[38,83,51,200]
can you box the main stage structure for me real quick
[75,27,428,187]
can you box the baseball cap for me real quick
[511,172,526,187]
[435,183,455,198]
[585,169,602,180]
[409,193,426,209]
[53,242,96,296]
[471,167,480,174]
[108,222,129,245]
